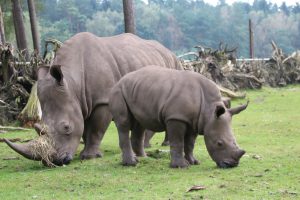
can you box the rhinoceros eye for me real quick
[217,140,223,147]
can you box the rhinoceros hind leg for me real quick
[144,131,169,148]
[122,151,138,167]
[185,154,199,165]
[184,132,199,165]
[131,122,146,157]
[161,132,170,146]
[144,130,155,148]
[167,120,189,168]
[80,105,112,160]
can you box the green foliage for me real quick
[39,19,72,43]
[0,86,300,199]
[2,0,300,57]
[136,3,184,50]
[1,1,33,49]
[2,10,14,42]
[86,9,123,36]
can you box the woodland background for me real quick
[1,0,300,58]
[1,0,300,125]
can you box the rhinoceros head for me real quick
[5,65,84,166]
[203,101,248,168]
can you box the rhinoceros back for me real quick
[114,66,222,132]
[52,32,183,118]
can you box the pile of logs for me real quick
[0,39,61,125]
[0,43,39,125]
[180,41,300,92]
[1,39,300,125]
[263,41,300,87]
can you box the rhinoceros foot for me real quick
[134,150,147,157]
[131,143,146,157]
[80,149,102,160]
[122,155,138,166]
[161,140,170,146]
[185,155,200,165]
[170,158,189,168]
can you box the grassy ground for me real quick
[0,86,299,200]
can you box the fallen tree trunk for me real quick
[217,85,246,99]
[0,126,31,131]
[181,40,300,91]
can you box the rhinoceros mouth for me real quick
[217,160,239,168]
[49,153,73,166]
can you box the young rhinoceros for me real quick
[109,66,248,168]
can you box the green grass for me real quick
[1,86,300,200]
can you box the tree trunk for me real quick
[122,0,136,34]
[12,7,21,49]
[249,19,254,58]
[0,44,13,84]
[1,53,9,83]
[27,0,40,54]
[12,0,29,60]
[0,5,6,45]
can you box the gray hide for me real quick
[5,33,183,166]
[109,66,247,168]
[143,97,232,148]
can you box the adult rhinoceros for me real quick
[109,66,247,168]
[5,32,183,166]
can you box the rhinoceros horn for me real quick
[4,139,42,161]
[229,101,249,116]
[34,123,47,136]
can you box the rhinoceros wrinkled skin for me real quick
[143,97,232,148]
[109,66,248,168]
[5,32,183,166]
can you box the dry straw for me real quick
[29,135,58,167]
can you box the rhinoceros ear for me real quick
[50,65,63,85]
[215,105,226,118]
[37,65,50,80]
[221,97,231,109]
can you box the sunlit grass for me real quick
[0,86,299,199]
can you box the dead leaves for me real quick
[3,156,20,160]
[253,174,264,177]
[269,189,298,197]
[252,154,262,160]
[278,190,298,196]
[186,185,206,192]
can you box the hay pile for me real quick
[0,43,41,125]
[0,39,61,125]
[29,135,57,167]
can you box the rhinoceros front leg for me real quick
[184,133,199,165]
[80,105,112,160]
[167,120,189,168]
[131,122,146,157]
[118,125,138,166]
